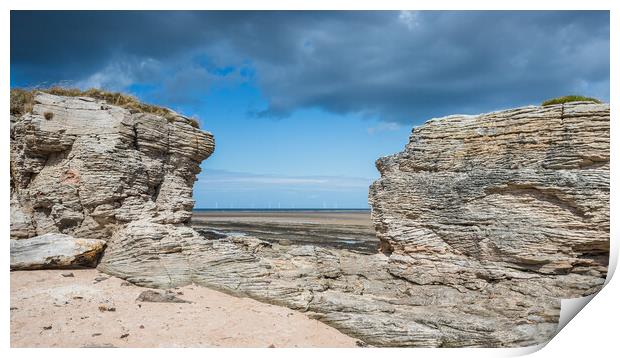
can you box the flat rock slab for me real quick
[10,233,106,270]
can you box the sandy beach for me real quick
[10,269,358,348]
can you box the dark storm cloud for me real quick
[11,10,609,123]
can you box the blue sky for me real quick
[11,11,610,208]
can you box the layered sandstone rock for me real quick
[370,102,608,282]
[368,101,609,345]
[10,233,106,269]
[10,92,214,282]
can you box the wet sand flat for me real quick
[191,210,379,253]
[192,209,373,226]
[10,269,358,348]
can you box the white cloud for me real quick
[367,122,401,135]
[398,11,420,30]
[208,177,329,185]
[75,57,161,90]
[195,169,374,193]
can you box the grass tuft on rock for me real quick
[10,88,35,116]
[542,95,602,106]
[10,87,200,128]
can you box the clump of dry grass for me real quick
[10,88,34,116]
[10,87,200,128]
[542,95,602,106]
[187,117,200,128]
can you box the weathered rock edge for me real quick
[10,233,106,269]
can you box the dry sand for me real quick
[10,269,358,348]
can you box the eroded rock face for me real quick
[10,92,214,283]
[10,233,106,269]
[368,101,609,345]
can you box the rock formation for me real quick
[370,102,608,281]
[368,101,609,345]
[104,101,608,347]
[10,91,214,283]
[10,93,609,347]
[10,233,106,269]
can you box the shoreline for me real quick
[191,209,378,253]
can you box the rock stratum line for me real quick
[10,93,609,347]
